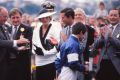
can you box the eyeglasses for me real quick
[0,14,8,19]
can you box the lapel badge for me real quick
[116,32,120,38]
[4,26,7,32]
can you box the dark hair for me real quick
[72,22,86,35]
[61,8,75,19]
[9,8,23,17]
[99,2,105,6]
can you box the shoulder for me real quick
[86,25,95,32]
[20,24,32,30]
[67,38,79,48]
[19,24,33,36]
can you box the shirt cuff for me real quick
[13,40,17,47]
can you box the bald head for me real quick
[0,6,8,25]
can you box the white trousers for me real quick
[58,66,77,80]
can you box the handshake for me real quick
[16,37,30,51]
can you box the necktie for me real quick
[111,26,114,30]
[12,27,17,39]
[68,26,72,37]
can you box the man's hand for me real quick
[100,25,112,38]
[17,46,27,51]
[16,37,30,44]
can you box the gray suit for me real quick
[60,25,72,44]
[0,25,14,80]
[94,23,120,75]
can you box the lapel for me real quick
[15,24,24,40]
[0,25,10,40]
[112,24,120,39]
[40,24,52,50]
[65,26,71,38]
[0,26,6,39]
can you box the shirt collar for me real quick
[110,23,119,30]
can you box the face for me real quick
[74,11,85,23]
[10,12,22,26]
[0,8,8,25]
[39,16,51,26]
[99,4,105,10]
[108,9,119,25]
[60,13,71,25]
[88,16,96,26]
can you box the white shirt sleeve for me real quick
[13,40,17,47]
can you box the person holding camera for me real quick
[32,8,61,80]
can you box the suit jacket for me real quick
[83,25,95,61]
[0,25,15,80]
[9,24,33,80]
[58,24,74,51]
[94,23,120,75]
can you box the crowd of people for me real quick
[0,1,120,80]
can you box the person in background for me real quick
[74,7,95,80]
[41,1,55,12]
[22,13,33,26]
[94,2,108,18]
[74,8,86,24]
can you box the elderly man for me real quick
[0,6,29,80]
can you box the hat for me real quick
[36,8,56,19]
[41,1,55,10]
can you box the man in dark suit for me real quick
[0,6,30,80]
[8,8,33,80]
[94,8,120,80]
